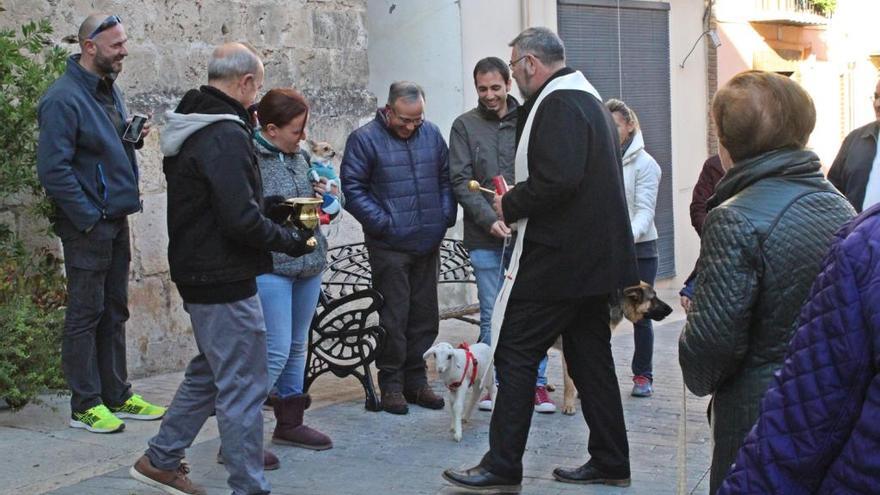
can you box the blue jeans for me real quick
[632,256,658,379]
[470,247,548,387]
[256,273,323,398]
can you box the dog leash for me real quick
[448,343,478,391]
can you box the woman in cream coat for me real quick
[606,99,662,397]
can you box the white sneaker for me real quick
[534,386,557,414]
[478,393,493,411]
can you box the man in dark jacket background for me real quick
[680,154,724,310]
[689,155,724,237]
[443,27,638,493]
[129,43,313,495]
[828,78,880,212]
[341,81,456,415]
[448,57,555,414]
[37,13,164,434]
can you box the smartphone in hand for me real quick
[122,114,148,143]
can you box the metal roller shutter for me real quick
[558,0,675,278]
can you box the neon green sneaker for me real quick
[109,394,166,420]
[70,404,125,433]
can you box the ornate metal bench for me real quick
[304,238,478,411]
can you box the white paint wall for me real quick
[667,0,710,287]
[459,1,557,106]
[459,4,522,107]
[366,0,464,138]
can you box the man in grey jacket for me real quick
[448,57,555,414]
[37,13,164,434]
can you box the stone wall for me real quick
[0,0,375,377]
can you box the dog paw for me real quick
[562,404,577,415]
[454,433,462,442]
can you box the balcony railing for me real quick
[748,0,831,26]
[757,0,826,15]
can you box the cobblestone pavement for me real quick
[2,290,713,495]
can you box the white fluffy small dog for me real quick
[423,342,495,442]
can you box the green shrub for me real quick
[0,18,68,410]
[0,226,67,409]
[0,18,68,216]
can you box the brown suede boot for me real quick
[216,447,280,470]
[272,393,333,450]
[404,384,445,410]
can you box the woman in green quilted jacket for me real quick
[678,71,855,494]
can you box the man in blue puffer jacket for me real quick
[718,204,880,494]
[341,81,456,415]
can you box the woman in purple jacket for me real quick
[718,204,880,494]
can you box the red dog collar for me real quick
[448,342,479,391]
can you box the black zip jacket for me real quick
[828,120,879,212]
[162,86,310,303]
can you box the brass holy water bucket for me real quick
[285,197,323,248]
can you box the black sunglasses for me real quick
[87,15,122,40]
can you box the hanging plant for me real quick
[810,0,837,16]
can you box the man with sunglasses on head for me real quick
[341,81,456,415]
[37,14,164,434]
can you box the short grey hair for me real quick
[387,81,425,106]
[208,43,261,82]
[508,27,565,65]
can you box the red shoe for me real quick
[631,375,653,397]
[534,386,557,414]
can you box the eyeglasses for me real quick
[389,107,424,127]
[87,15,122,40]
[508,54,529,69]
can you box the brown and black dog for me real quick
[553,283,673,415]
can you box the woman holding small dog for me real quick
[251,88,342,451]
[678,71,855,494]
[606,99,662,398]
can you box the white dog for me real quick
[423,342,495,442]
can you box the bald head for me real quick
[208,42,262,83]
[207,42,264,108]
[76,14,127,77]
[78,13,114,44]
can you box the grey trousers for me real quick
[146,295,270,495]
